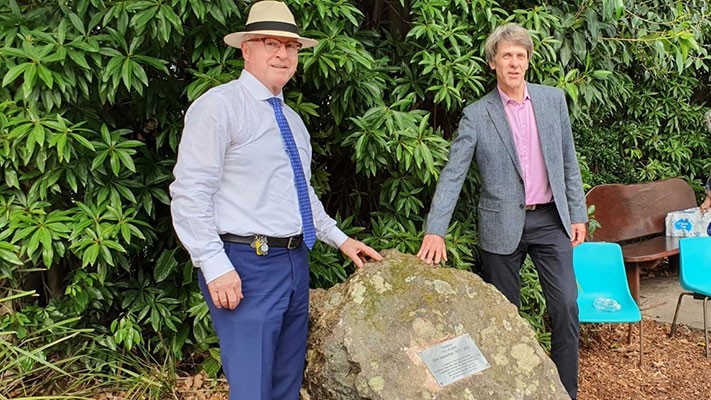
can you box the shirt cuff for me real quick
[197,251,235,284]
[322,228,349,249]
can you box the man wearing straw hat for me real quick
[170,1,382,398]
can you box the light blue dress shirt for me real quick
[170,70,348,283]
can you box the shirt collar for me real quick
[497,83,530,105]
[239,70,284,102]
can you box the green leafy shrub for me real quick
[0,0,709,386]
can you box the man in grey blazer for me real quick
[418,23,587,400]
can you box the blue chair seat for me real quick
[577,291,641,324]
[682,281,711,298]
[574,242,643,366]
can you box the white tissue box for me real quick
[665,207,711,237]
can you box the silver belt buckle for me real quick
[287,236,297,249]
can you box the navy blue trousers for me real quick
[480,206,579,400]
[198,242,310,400]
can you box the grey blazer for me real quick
[425,83,588,255]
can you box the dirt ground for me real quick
[168,318,710,400]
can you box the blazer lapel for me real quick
[486,90,523,178]
[529,85,555,167]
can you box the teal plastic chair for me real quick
[669,237,711,357]
[573,242,643,366]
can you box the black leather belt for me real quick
[220,233,303,249]
[524,202,554,211]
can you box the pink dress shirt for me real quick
[498,85,553,206]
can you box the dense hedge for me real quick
[0,0,709,379]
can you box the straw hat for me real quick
[224,1,318,49]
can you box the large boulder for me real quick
[304,250,568,400]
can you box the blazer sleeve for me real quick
[424,110,478,237]
[558,92,588,224]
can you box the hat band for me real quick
[245,21,299,35]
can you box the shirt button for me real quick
[519,204,525,209]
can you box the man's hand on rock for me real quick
[339,238,383,268]
[417,234,447,266]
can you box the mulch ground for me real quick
[579,319,711,400]
[97,318,709,399]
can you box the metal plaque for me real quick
[418,334,490,387]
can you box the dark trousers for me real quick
[198,242,310,400]
[480,206,579,400]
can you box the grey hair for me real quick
[484,23,534,64]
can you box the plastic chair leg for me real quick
[670,292,709,358]
[670,292,692,337]
[638,319,643,368]
[704,297,709,358]
[627,323,632,344]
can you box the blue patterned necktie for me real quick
[267,97,316,249]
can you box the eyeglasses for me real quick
[247,38,302,55]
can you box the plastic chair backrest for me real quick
[679,237,711,297]
[573,242,641,323]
